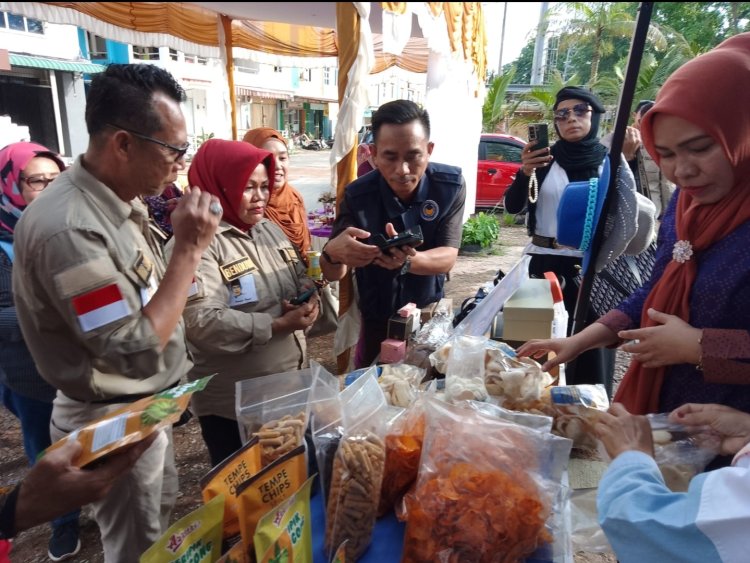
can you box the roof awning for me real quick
[9,54,107,74]
[235,86,294,100]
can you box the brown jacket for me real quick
[169,218,311,419]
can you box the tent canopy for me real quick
[6,2,484,75]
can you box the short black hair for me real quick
[371,99,430,143]
[635,100,654,117]
[85,64,186,136]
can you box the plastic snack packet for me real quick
[253,475,315,563]
[44,376,213,467]
[140,494,224,563]
[201,436,263,538]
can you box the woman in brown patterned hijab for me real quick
[243,127,312,262]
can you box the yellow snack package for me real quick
[254,476,315,563]
[215,540,248,563]
[236,445,306,554]
[44,376,213,467]
[201,436,263,539]
[140,494,224,563]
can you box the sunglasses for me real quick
[554,103,592,122]
[106,123,190,162]
[20,174,60,191]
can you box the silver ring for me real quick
[209,201,223,216]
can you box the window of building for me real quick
[324,67,330,85]
[132,46,160,61]
[184,53,208,65]
[300,68,312,82]
[274,66,283,73]
[87,32,108,58]
[2,12,44,34]
[169,48,179,61]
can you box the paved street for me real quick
[287,147,337,212]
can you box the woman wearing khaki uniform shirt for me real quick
[167,139,319,466]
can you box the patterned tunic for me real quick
[599,189,750,413]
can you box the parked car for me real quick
[476,133,526,209]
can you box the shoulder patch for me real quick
[54,257,119,299]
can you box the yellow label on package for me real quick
[201,437,263,539]
[254,476,315,563]
[45,376,213,467]
[140,494,224,563]
[236,445,306,553]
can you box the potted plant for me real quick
[460,212,500,254]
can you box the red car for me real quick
[476,133,526,208]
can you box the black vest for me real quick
[345,163,463,321]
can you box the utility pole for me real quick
[530,2,549,85]
[498,2,508,74]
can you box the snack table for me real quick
[310,490,404,562]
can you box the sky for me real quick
[483,2,549,75]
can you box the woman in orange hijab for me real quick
[518,33,750,423]
[243,128,312,262]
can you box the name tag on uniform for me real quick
[220,256,257,283]
[228,274,258,307]
[140,274,159,306]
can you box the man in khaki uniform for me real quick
[12,64,221,562]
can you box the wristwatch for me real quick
[321,242,342,266]
[400,256,412,276]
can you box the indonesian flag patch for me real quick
[72,283,132,332]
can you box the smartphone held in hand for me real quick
[528,123,549,151]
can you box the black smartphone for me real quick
[290,287,316,305]
[528,123,549,151]
[370,226,424,250]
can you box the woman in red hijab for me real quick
[243,128,312,262]
[518,33,750,426]
[170,139,319,466]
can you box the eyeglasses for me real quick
[554,103,592,122]
[106,123,190,161]
[20,174,60,191]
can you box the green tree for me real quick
[551,2,666,84]
[482,67,517,133]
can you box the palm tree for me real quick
[482,67,516,133]
[596,25,697,106]
[551,2,666,84]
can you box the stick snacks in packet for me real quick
[140,494,224,563]
[44,376,213,467]
[253,475,315,563]
[201,436,263,539]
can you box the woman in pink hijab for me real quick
[0,142,83,560]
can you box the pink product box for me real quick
[380,339,407,363]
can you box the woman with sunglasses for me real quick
[504,86,616,394]
[0,142,83,560]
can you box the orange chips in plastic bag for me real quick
[402,462,550,563]
[378,403,425,516]
[401,398,564,563]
